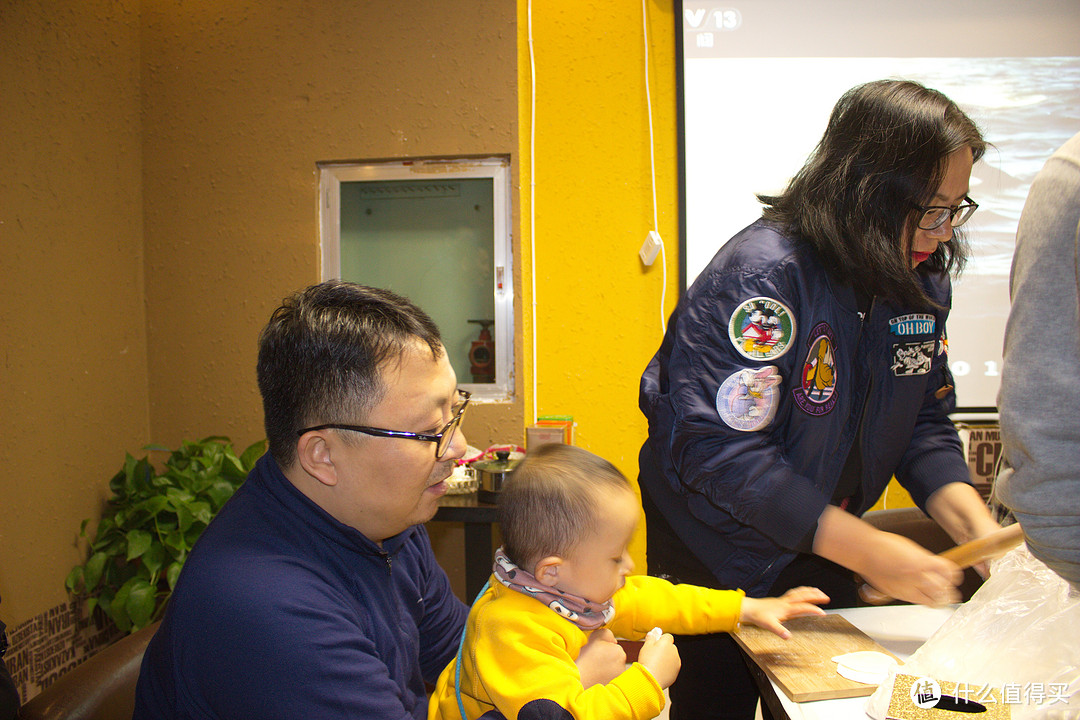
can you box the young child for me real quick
[428,444,829,720]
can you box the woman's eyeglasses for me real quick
[915,196,978,231]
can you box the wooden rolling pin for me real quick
[859,523,1024,605]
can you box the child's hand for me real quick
[739,586,829,639]
[576,628,626,688]
[636,630,681,689]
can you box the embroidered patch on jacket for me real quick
[716,365,782,432]
[792,322,838,416]
[891,341,935,376]
[888,313,936,336]
[728,297,795,361]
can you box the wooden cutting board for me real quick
[732,614,900,703]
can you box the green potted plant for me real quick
[66,436,265,633]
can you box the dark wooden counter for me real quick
[430,493,499,599]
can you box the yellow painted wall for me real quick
[516,0,916,567]
[518,0,681,567]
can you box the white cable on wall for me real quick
[528,0,538,424]
[642,0,667,336]
[528,1,663,424]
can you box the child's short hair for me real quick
[498,444,632,571]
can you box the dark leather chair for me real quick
[19,621,159,720]
[860,507,984,603]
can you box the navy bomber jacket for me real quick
[639,219,974,596]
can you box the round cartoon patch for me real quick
[792,322,838,416]
[728,297,795,361]
[716,365,782,432]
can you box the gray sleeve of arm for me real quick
[997,134,1080,590]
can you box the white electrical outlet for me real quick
[640,231,663,265]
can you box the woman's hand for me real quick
[636,631,681,689]
[813,505,964,606]
[926,482,1003,578]
[856,531,963,606]
[739,586,829,638]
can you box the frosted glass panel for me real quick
[339,178,496,385]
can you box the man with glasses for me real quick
[135,281,620,719]
[134,282,481,718]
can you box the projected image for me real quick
[682,56,1080,410]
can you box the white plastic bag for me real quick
[866,543,1080,719]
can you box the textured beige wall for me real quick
[0,0,148,624]
[1,0,519,626]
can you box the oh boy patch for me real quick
[728,296,795,361]
[889,313,936,336]
[891,341,935,376]
[716,365,782,432]
[792,322,838,416]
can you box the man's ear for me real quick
[295,431,338,487]
[533,556,563,588]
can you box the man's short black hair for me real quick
[256,280,443,469]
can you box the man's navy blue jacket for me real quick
[133,453,467,719]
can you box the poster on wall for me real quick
[678,1,1080,413]
[4,598,122,705]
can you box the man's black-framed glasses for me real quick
[297,389,471,459]
[915,196,978,231]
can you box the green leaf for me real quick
[142,542,166,576]
[165,486,195,504]
[205,480,237,510]
[166,561,184,590]
[125,579,157,628]
[125,530,153,561]
[92,516,116,540]
[121,497,166,530]
[108,466,127,497]
[240,440,266,470]
[187,500,213,526]
[65,566,84,593]
[138,456,155,481]
[109,583,133,632]
[163,529,187,559]
[184,524,204,546]
[173,501,194,534]
[84,551,108,590]
[90,535,123,556]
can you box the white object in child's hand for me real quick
[830,651,898,685]
[646,627,663,641]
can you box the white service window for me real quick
[319,157,514,401]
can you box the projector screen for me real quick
[677,0,1080,413]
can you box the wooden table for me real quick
[748,605,957,720]
[429,493,498,600]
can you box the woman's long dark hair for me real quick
[759,79,986,308]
